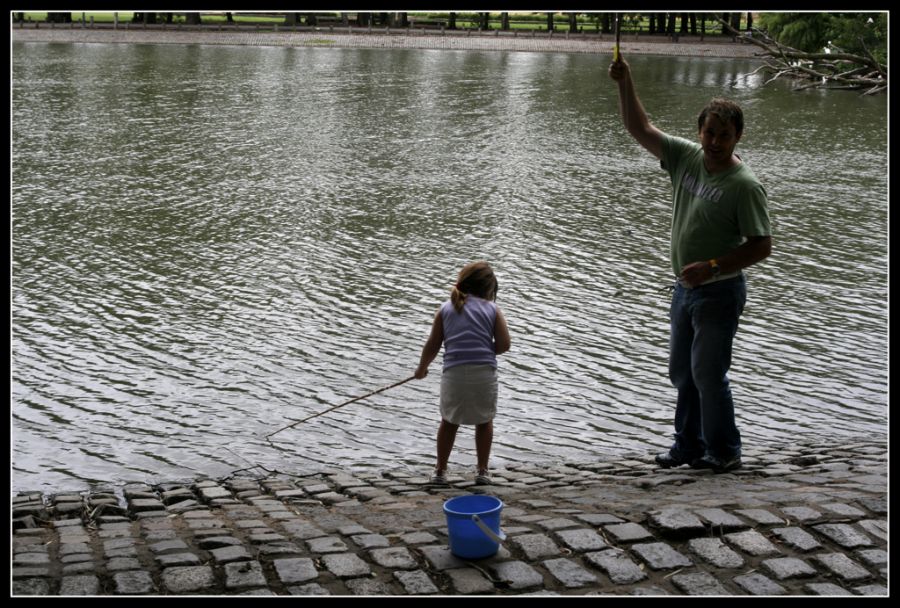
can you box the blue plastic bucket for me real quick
[443,495,506,559]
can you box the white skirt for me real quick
[440,364,498,425]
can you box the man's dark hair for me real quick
[698,98,744,135]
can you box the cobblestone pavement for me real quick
[12,438,887,596]
[12,24,763,59]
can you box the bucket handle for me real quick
[471,514,507,545]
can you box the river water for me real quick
[12,42,888,493]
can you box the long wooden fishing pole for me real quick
[613,13,621,62]
[265,375,416,440]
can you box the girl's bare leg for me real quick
[475,421,493,471]
[436,419,459,472]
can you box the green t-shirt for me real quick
[661,134,771,278]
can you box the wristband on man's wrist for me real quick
[709,259,721,277]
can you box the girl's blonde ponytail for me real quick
[451,285,467,313]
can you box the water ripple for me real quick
[12,43,887,492]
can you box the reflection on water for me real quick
[12,43,887,492]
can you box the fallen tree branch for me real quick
[716,17,887,93]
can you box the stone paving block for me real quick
[692,507,749,531]
[603,522,654,543]
[59,542,92,556]
[107,557,142,572]
[345,578,395,595]
[724,529,780,556]
[209,545,252,564]
[113,570,156,594]
[553,528,607,552]
[856,519,887,541]
[535,517,580,531]
[198,535,243,549]
[198,486,232,501]
[811,523,874,548]
[780,506,822,522]
[648,507,706,538]
[281,520,328,540]
[248,533,286,544]
[854,584,888,596]
[855,548,887,567]
[812,553,872,582]
[13,552,51,567]
[129,498,166,512]
[771,527,822,552]
[162,565,216,593]
[584,550,647,584]
[489,560,544,590]
[322,553,372,578]
[287,582,331,595]
[509,533,562,560]
[734,509,784,525]
[59,575,101,595]
[62,563,95,575]
[12,578,51,595]
[819,503,866,518]
[446,568,496,594]
[417,545,467,571]
[369,547,418,569]
[732,572,787,595]
[630,542,692,570]
[400,531,438,545]
[761,557,818,580]
[234,519,268,530]
[351,533,390,549]
[543,558,598,588]
[273,557,318,584]
[687,537,744,568]
[149,539,189,553]
[671,571,731,595]
[157,553,202,567]
[804,582,853,595]
[306,536,349,553]
[225,560,267,590]
[575,513,625,526]
[394,569,440,595]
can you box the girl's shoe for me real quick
[474,469,491,485]
[429,470,448,485]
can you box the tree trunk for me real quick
[185,13,201,25]
[306,13,318,26]
[746,12,753,31]
[479,12,489,30]
[340,13,348,26]
[680,13,689,34]
[226,12,234,23]
[448,12,456,30]
[648,14,656,35]
[658,13,667,35]
[546,12,554,32]
[689,13,697,35]
[501,12,509,30]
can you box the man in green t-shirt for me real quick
[609,54,772,474]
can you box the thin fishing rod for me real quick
[614,13,621,62]
[265,375,416,440]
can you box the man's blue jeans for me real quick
[668,274,746,462]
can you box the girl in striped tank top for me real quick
[414,261,511,485]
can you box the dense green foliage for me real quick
[756,13,887,63]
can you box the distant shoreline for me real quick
[12,25,764,60]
